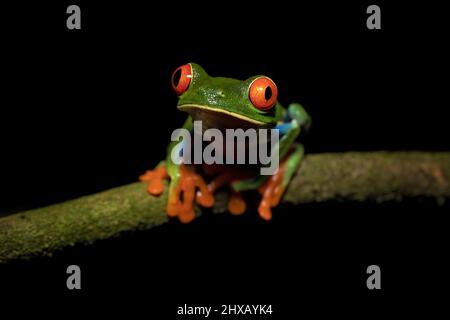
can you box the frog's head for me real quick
[171,63,282,130]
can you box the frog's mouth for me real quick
[178,104,271,130]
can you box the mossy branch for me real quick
[1,152,450,263]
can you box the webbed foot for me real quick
[167,164,214,223]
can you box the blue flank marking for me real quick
[275,122,292,135]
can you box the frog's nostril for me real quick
[217,91,225,98]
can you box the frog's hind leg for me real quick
[258,143,304,220]
[230,175,269,192]
[206,168,252,216]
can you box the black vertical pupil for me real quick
[172,68,182,87]
[264,86,272,101]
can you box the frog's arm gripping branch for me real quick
[165,115,193,196]
[232,103,310,192]
[276,103,310,160]
[1,152,450,263]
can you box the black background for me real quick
[0,1,448,318]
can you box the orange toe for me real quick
[178,209,196,223]
[139,171,153,182]
[167,200,180,217]
[196,189,214,207]
[140,165,168,196]
[148,179,165,195]
[256,158,289,220]
[258,200,273,220]
[228,192,247,215]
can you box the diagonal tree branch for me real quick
[1,152,449,263]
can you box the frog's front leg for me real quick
[256,103,309,219]
[141,161,214,223]
[165,162,214,223]
[231,103,309,220]
[140,116,214,223]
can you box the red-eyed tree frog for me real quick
[140,63,311,223]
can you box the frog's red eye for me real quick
[249,76,278,111]
[171,64,192,95]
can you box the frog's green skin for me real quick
[156,63,311,219]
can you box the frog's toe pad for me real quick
[196,190,214,207]
[228,192,247,215]
[256,158,289,220]
[139,165,168,196]
[258,200,273,221]
[178,209,196,223]
[147,179,165,195]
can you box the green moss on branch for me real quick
[1,152,449,263]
